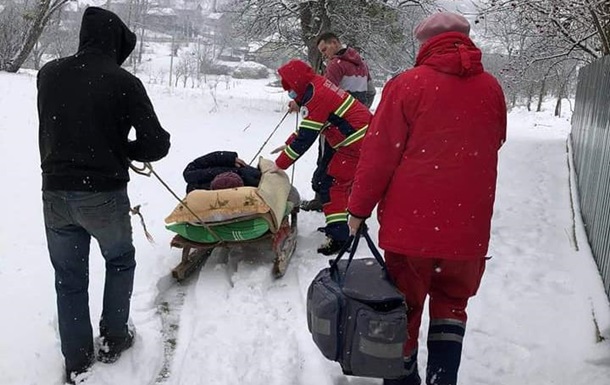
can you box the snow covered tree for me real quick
[477,0,610,61]
[0,0,73,72]
[476,0,598,114]
[227,0,434,77]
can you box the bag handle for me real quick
[329,222,387,281]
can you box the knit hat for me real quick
[414,12,470,43]
[210,172,244,190]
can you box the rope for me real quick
[130,205,156,244]
[248,110,290,165]
[129,162,224,244]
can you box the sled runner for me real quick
[164,158,299,281]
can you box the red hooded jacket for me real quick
[348,32,507,260]
[275,60,371,170]
[325,47,371,104]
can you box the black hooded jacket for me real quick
[37,7,170,191]
[183,151,261,193]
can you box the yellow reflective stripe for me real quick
[300,119,324,130]
[326,212,348,224]
[333,125,368,149]
[334,95,355,117]
[284,146,299,160]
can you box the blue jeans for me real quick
[43,188,135,371]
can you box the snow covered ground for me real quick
[0,71,609,385]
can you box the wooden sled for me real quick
[170,209,298,281]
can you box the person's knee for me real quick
[103,243,136,270]
[55,274,89,294]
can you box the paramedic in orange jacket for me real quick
[274,59,372,255]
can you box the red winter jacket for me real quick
[348,32,507,260]
[275,60,371,170]
[325,47,371,104]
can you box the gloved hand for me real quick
[270,144,287,154]
[235,157,247,167]
[288,100,300,113]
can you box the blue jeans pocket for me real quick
[77,195,118,227]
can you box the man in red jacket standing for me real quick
[274,59,372,255]
[347,12,507,385]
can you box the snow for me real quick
[0,71,609,385]
[148,8,177,16]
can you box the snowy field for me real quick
[0,71,609,385]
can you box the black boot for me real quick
[300,197,323,212]
[98,328,135,364]
[426,319,465,385]
[317,237,347,255]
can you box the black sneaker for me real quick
[98,329,135,364]
[317,237,347,255]
[300,198,323,212]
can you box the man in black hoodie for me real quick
[37,7,170,383]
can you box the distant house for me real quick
[200,12,230,38]
[146,7,179,33]
[248,34,305,69]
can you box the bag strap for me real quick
[361,225,387,269]
[329,223,387,279]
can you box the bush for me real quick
[232,62,270,79]
[203,63,231,75]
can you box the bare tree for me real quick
[0,0,73,72]
[475,0,596,112]
[477,0,610,62]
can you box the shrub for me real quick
[232,62,270,79]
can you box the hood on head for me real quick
[415,32,483,77]
[78,7,136,65]
[335,47,364,67]
[277,60,315,101]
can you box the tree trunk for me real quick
[526,83,534,111]
[1,0,69,73]
[536,79,546,112]
[555,80,566,117]
[554,95,562,117]
[510,93,517,109]
[299,1,331,73]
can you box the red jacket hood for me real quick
[278,60,315,101]
[334,47,364,67]
[415,32,483,77]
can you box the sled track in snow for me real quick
[156,243,316,385]
[152,269,199,384]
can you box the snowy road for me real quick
[0,72,609,385]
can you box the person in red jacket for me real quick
[347,12,507,385]
[274,59,372,255]
[299,32,377,213]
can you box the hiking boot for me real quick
[98,329,135,364]
[317,237,347,255]
[300,198,323,212]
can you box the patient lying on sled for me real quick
[183,151,261,192]
[165,151,297,244]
